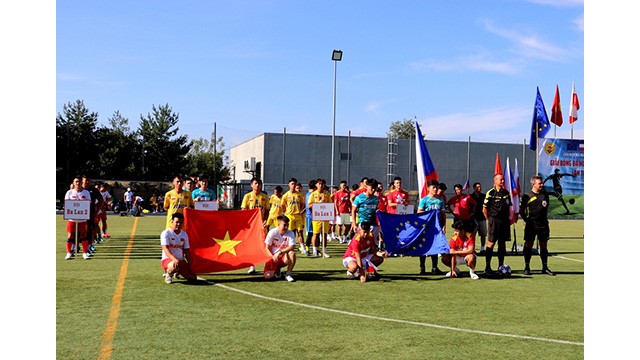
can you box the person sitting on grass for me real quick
[264,215,297,282]
[342,222,388,283]
[440,221,480,280]
[160,212,197,284]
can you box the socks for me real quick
[485,247,494,269]
[66,239,73,253]
[540,248,549,269]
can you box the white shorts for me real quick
[343,253,375,268]
[335,213,351,225]
[452,254,476,266]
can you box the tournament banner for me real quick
[537,138,584,217]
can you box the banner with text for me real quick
[537,138,584,217]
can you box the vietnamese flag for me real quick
[550,84,563,127]
[183,208,272,274]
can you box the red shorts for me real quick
[66,221,88,234]
[161,258,195,278]
[97,211,107,222]
[263,254,286,273]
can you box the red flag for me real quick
[569,82,580,124]
[494,153,503,176]
[183,208,272,274]
[550,84,563,127]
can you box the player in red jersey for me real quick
[440,221,480,280]
[386,177,410,214]
[342,223,387,282]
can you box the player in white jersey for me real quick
[263,215,298,282]
[160,213,197,284]
[64,176,92,260]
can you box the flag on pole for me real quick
[415,122,438,198]
[494,153,503,176]
[529,87,551,151]
[503,158,518,224]
[183,208,272,274]
[550,84,563,127]
[462,179,470,190]
[217,184,228,200]
[377,210,449,256]
[514,158,521,197]
[569,82,580,124]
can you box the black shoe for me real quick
[542,268,555,276]
[419,268,427,275]
[432,267,445,275]
[523,267,531,275]
[484,267,494,275]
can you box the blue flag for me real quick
[529,87,551,150]
[377,211,450,256]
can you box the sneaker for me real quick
[470,272,480,280]
[312,251,318,257]
[65,252,73,260]
[83,252,91,260]
[248,266,257,275]
[164,273,173,284]
[523,267,531,275]
[103,232,110,238]
[347,271,355,280]
[90,245,96,252]
[542,268,555,276]
[285,274,295,282]
[484,267,494,275]
[322,252,331,258]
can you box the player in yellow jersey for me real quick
[308,178,333,258]
[163,175,194,229]
[241,177,270,274]
[266,185,284,229]
[280,177,306,254]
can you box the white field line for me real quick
[553,255,584,263]
[215,283,583,347]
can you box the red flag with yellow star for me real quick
[183,208,272,273]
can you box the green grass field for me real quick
[57,214,584,359]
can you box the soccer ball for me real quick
[498,264,512,277]
[568,198,575,205]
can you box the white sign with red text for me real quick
[312,203,335,221]
[64,200,91,220]
[396,204,415,215]
[195,201,219,211]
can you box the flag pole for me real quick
[466,136,470,194]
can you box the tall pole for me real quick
[347,130,351,185]
[331,59,338,188]
[282,127,286,184]
[213,122,217,199]
[466,136,471,193]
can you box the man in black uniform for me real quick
[482,174,512,274]
[470,182,487,254]
[82,175,104,255]
[519,175,555,276]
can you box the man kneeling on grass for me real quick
[264,215,297,282]
[342,222,388,283]
[160,212,197,284]
[441,221,480,280]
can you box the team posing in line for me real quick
[156,172,555,284]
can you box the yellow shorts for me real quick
[312,220,329,234]
[267,216,279,228]
[286,214,304,231]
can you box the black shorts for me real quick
[523,223,550,242]
[488,217,511,243]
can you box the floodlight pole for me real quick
[331,49,342,188]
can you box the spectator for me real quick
[124,188,133,212]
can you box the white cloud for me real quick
[409,54,520,75]
[526,0,583,7]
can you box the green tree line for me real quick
[56,100,230,197]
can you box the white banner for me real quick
[396,204,415,215]
[64,200,91,220]
[194,201,219,211]
[312,203,334,221]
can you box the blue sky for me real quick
[56,0,584,149]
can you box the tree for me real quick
[138,104,190,181]
[56,99,99,184]
[387,118,416,139]
[95,110,139,179]
[185,132,231,185]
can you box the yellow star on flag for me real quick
[213,231,243,256]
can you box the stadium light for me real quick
[331,49,343,187]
